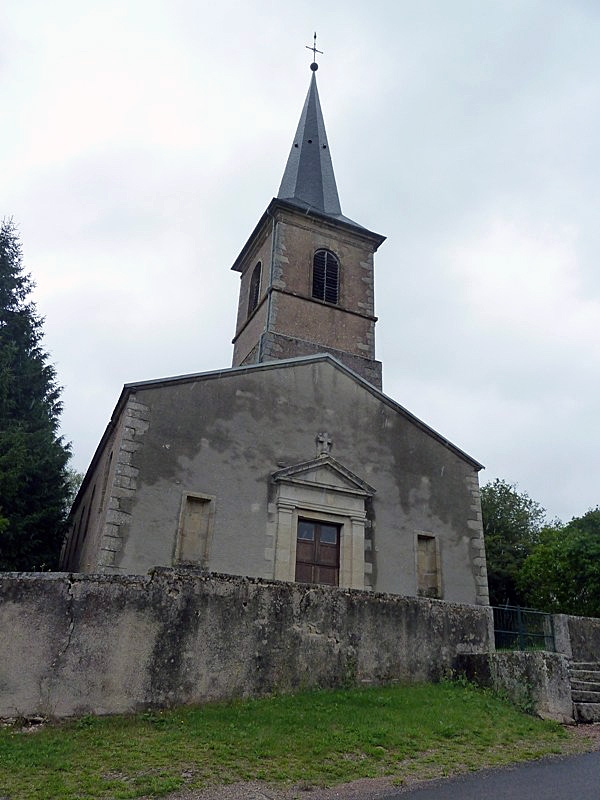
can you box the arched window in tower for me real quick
[312,249,339,304]
[247,261,262,318]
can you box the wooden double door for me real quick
[295,519,340,586]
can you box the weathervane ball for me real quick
[310,61,318,71]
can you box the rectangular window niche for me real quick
[174,492,216,567]
[415,532,442,599]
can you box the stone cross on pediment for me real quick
[316,431,333,457]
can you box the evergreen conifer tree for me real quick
[0,219,71,570]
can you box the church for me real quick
[61,59,490,607]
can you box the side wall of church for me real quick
[61,396,152,573]
[93,360,487,605]
[61,422,122,572]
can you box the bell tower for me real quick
[231,57,385,389]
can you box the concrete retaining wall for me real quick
[455,651,573,723]
[564,615,600,662]
[490,652,573,723]
[0,570,493,718]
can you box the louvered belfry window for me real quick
[312,249,339,304]
[247,261,261,318]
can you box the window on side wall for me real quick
[416,533,442,599]
[247,261,262,318]
[174,493,215,567]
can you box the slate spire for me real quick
[277,67,344,220]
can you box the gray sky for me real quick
[2,0,599,523]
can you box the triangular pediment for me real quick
[272,455,375,496]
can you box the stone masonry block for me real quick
[97,549,116,567]
[111,486,135,498]
[124,417,149,433]
[126,408,150,421]
[113,475,135,489]
[127,400,150,413]
[103,523,119,537]
[116,464,139,478]
[119,439,142,453]
[106,509,132,526]
[102,537,122,552]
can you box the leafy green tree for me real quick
[480,478,546,606]
[0,219,71,570]
[64,468,84,511]
[520,509,600,617]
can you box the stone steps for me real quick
[572,690,600,704]
[570,669,600,683]
[569,661,600,723]
[573,702,600,724]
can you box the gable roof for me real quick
[72,353,483,511]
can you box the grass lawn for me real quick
[0,682,590,799]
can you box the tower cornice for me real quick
[231,198,385,274]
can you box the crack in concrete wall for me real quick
[38,575,75,714]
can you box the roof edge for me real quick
[120,354,483,470]
[273,197,386,246]
[74,354,483,510]
[231,198,386,273]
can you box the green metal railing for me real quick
[492,605,555,652]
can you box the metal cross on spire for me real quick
[305,32,323,71]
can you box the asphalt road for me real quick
[384,752,600,799]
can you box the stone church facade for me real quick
[62,63,489,606]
